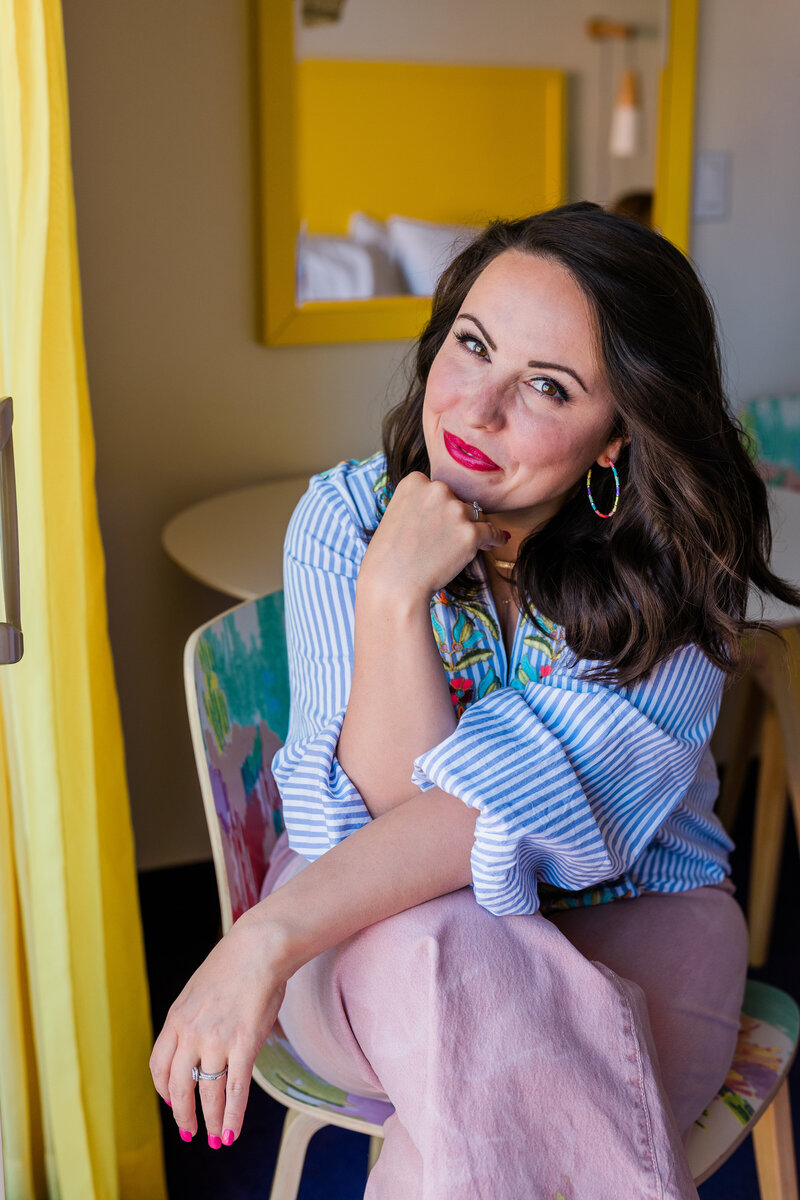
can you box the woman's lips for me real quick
[443,431,501,472]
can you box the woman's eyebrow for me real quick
[457,313,497,351]
[528,361,588,393]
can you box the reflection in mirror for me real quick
[257,0,698,344]
[294,0,662,305]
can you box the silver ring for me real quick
[192,1065,228,1083]
[472,501,482,523]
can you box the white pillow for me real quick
[387,215,482,296]
[295,231,376,303]
[347,210,391,252]
[347,212,408,295]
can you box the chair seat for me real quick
[686,979,799,1183]
[254,1030,393,1136]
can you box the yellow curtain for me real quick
[0,1,167,1196]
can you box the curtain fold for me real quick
[0,1,167,1196]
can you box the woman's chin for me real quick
[430,462,486,505]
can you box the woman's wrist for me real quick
[234,901,300,984]
[355,566,432,618]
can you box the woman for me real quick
[151,203,797,1198]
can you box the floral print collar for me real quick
[430,587,566,719]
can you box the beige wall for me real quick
[690,0,800,404]
[62,0,799,869]
[63,0,408,868]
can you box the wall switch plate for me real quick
[693,151,732,220]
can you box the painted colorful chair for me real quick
[185,591,800,1200]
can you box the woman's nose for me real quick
[462,380,505,429]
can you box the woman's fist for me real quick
[358,473,506,604]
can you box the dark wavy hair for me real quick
[382,202,800,685]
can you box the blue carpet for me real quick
[140,766,799,1199]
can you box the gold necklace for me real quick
[482,551,517,604]
[492,560,517,604]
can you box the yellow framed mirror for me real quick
[258,0,698,347]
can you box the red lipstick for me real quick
[443,431,500,472]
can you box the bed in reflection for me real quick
[296,211,481,302]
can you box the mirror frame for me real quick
[258,0,698,347]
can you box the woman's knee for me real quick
[550,886,749,1133]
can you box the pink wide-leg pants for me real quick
[262,838,748,1200]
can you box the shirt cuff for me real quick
[273,710,372,860]
[411,691,615,915]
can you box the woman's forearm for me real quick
[242,788,476,979]
[337,586,456,816]
[334,475,506,816]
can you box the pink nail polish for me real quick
[222,1129,234,1146]
[179,1129,192,1143]
[503,530,511,541]
[208,1135,222,1150]
[165,1099,172,1108]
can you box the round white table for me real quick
[162,476,310,600]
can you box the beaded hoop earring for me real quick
[586,456,620,518]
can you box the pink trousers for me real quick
[263,838,748,1200]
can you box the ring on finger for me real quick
[472,501,482,523]
[192,1065,228,1083]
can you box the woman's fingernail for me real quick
[222,1129,235,1146]
[503,530,511,541]
[208,1135,222,1150]
[165,1099,172,1107]
[179,1129,193,1143]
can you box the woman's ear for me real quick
[597,433,629,467]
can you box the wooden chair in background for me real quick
[725,394,800,965]
[717,628,800,967]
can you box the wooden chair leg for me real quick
[752,1079,799,1200]
[368,1133,383,1172]
[717,671,766,833]
[748,704,789,967]
[268,1108,329,1200]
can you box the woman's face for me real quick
[423,250,624,534]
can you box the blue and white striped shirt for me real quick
[272,454,733,917]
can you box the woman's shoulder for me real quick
[289,452,388,542]
[314,451,387,495]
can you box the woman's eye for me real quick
[453,330,489,358]
[529,376,570,403]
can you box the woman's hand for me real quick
[149,908,289,1147]
[359,472,507,605]
[152,792,476,1145]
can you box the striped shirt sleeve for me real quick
[272,477,373,857]
[411,645,725,915]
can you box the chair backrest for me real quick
[184,590,290,930]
